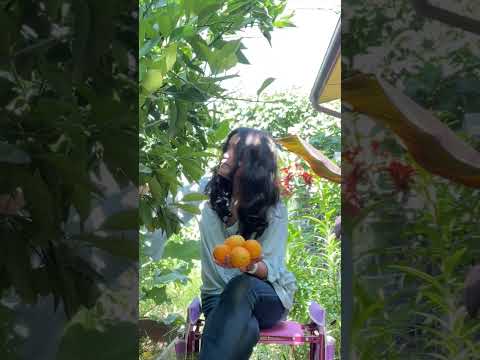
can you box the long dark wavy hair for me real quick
[204,128,280,239]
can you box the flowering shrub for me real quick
[279,163,315,197]
[342,138,416,217]
[343,115,480,359]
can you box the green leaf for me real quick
[175,100,188,133]
[161,313,183,325]
[149,176,164,201]
[163,240,200,261]
[212,120,230,142]
[168,100,178,136]
[174,203,201,215]
[256,77,275,97]
[101,210,137,230]
[170,24,195,41]
[156,9,177,37]
[142,69,164,93]
[140,201,153,230]
[273,14,295,28]
[139,36,161,58]
[181,192,209,202]
[180,158,203,182]
[236,49,250,64]
[154,271,189,285]
[208,40,241,74]
[188,35,211,61]
[144,286,167,304]
[443,248,466,276]
[74,233,137,260]
[164,42,177,71]
[185,0,222,18]
[262,30,272,46]
[389,265,444,293]
[140,163,152,175]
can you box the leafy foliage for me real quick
[0,0,136,315]
[139,0,292,322]
[343,0,480,357]
[139,0,291,237]
[0,0,138,357]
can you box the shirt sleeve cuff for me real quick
[262,258,277,283]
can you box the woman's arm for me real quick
[242,260,268,279]
[243,202,288,281]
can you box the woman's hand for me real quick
[238,256,263,272]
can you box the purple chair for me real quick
[175,298,336,359]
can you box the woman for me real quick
[198,128,297,359]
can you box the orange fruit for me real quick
[230,246,251,268]
[243,240,262,259]
[224,235,245,249]
[213,244,231,264]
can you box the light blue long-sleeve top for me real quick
[198,200,297,314]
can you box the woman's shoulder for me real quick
[200,201,215,219]
[267,200,287,221]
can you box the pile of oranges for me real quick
[213,235,262,269]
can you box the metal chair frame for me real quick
[174,298,335,360]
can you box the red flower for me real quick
[345,164,363,194]
[281,187,293,197]
[343,163,364,209]
[343,147,361,164]
[371,141,380,153]
[279,167,295,197]
[301,172,313,186]
[387,161,415,191]
[281,178,293,197]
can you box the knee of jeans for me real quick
[224,274,252,291]
[223,274,255,304]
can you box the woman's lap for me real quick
[201,274,284,329]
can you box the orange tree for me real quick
[139,0,293,325]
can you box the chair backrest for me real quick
[309,301,326,329]
[188,297,202,325]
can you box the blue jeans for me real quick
[200,274,285,360]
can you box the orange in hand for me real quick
[224,235,245,249]
[213,244,231,264]
[230,246,251,268]
[243,240,262,259]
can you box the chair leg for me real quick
[186,328,195,354]
[309,342,324,360]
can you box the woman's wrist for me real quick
[243,261,267,280]
[246,262,258,274]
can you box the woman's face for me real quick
[218,135,240,179]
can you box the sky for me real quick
[223,0,340,98]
